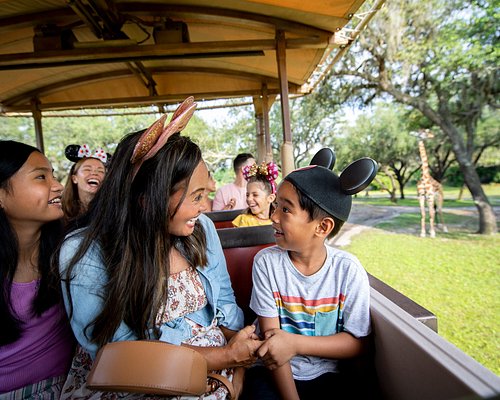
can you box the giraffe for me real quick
[411,129,448,238]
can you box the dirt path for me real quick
[329,204,493,247]
[330,204,403,247]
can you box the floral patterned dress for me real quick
[60,267,233,400]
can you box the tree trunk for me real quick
[398,179,405,200]
[380,165,398,203]
[458,185,465,200]
[435,113,498,234]
[457,156,497,234]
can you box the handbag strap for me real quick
[207,373,236,400]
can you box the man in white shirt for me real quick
[212,153,255,210]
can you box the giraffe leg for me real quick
[435,192,448,233]
[428,194,436,238]
[419,194,426,237]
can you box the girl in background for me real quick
[0,140,75,398]
[62,144,110,224]
[232,162,278,227]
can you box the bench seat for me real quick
[216,224,500,399]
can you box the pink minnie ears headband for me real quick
[65,144,111,164]
[243,161,279,194]
[130,96,197,178]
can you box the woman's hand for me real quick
[186,325,262,370]
[226,325,262,367]
[257,329,297,370]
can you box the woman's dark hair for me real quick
[61,160,83,221]
[291,183,344,239]
[0,140,63,345]
[58,131,207,348]
[244,175,276,218]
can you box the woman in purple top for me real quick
[0,141,75,397]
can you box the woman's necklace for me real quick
[14,260,39,283]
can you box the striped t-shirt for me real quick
[250,245,371,380]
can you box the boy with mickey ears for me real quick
[245,157,378,400]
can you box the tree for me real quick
[269,93,338,168]
[0,116,35,144]
[333,102,423,200]
[320,0,498,233]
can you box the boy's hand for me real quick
[257,329,297,369]
[227,325,263,367]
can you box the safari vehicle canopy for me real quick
[1,1,500,398]
[0,0,382,174]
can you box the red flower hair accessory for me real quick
[243,161,279,194]
[130,96,197,178]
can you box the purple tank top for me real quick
[0,280,75,393]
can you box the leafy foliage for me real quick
[318,0,499,233]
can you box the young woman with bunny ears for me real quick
[56,98,262,399]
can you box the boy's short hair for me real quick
[291,184,345,239]
[233,153,254,172]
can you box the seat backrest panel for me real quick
[205,209,244,229]
[217,225,275,324]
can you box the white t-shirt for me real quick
[250,244,371,380]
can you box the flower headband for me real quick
[130,96,197,178]
[243,161,279,194]
[65,144,110,164]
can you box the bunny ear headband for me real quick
[130,96,197,178]
[243,161,279,194]
[285,148,378,221]
[65,144,111,164]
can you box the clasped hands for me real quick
[229,326,295,370]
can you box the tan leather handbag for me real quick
[87,340,234,398]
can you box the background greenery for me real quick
[345,185,499,374]
[0,0,498,374]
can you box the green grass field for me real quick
[345,184,500,375]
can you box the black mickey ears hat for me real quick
[65,144,112,165]
[284,149,378,222]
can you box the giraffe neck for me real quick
[418,141,431,181]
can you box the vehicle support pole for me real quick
[253,95,266,163]
[261,84,274,162]
[254,85,275,163]
[31,97,44,153]
[275,29,294,176]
